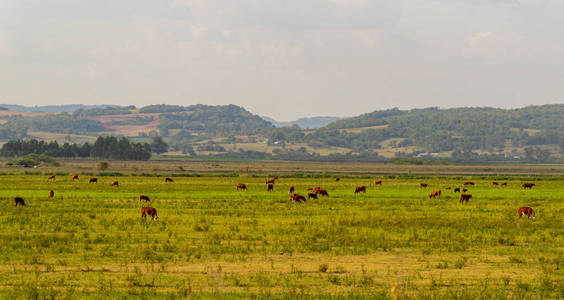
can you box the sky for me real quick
[0,0,563,121]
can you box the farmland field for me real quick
[0,173,562,299]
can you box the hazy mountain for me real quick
[261,116,342,129]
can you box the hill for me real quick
[261,116,342,129]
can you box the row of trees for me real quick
[0,136,154,160]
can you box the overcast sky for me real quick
[0,0,563,120]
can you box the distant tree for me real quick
[151,136,168,154]
[96,161,109,171]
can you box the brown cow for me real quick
[522,183,535,189]
[49,190,54,199]
[501,182,507,186]
[289,193,306,203]
[47,175,56,181]
[445,187,451,190]
[463,181,475,186]
[14,197,25,207]
[316,189,329,197]
[420,183,428,188]
[89,177,98,183]
[139,195,151,202]
[372,180,382,186]
[71,174,79,180]
[267,184,274,192]
[266,177,278,184]
[141,207,158,220]
[354,186,366,194]
[335,177,341,181]
[164,177,174,183]
[459,194,472,204]
[308,186,321,193]
[429,190,441,198]
[289,186,294,194]
[109,180,119,187]
[492,181,499,186]
[307,193,318,200]
[518,207,536,219]
[236,183,247,191]
[454,187,461,193]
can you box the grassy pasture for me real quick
[0,174,562,299]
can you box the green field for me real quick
[0,173,562,299]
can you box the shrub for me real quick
[96,161,109,171]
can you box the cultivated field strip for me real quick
[0,175,562,299]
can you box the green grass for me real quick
[0,175,562,299]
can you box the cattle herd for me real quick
[12,174,538,221]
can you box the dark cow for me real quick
[164,177,174,183]
[49,190,54,199]
[14,197,25,207]
[141,207,158,220]
[463,181,475,186]
[289,186,295,194]
[335,178,341,181]
[109,180,119,187]
[316,189,329,197]
[445,187,451,190]
[522,183,535,189]
[459,194,472,204]
[89,177,98,183]
[307,193,318,200]
[454,187,461,193]
[420,183,428,188]
[372,180,382,186]
[518,207,536,219]
[266,177,278,184]
[236,183,248,191]
[354,186,366,194]
[267,184,274,192]
[71,174,79,180]
[290,193,306,203]
[492,181,499,186]
[501,182,507,186]
[462,188,468,192]
[47,175,56,181]
[429,190,441,198]
[139,195,151,202]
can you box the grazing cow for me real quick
[89,177,98,183]
[139,195,151,202]
[372,180,382,186]
[267,184,274,192]
[518,207,536,219]
[459,194,472,204]
[354,186,366,194]
[501,182,507,186]
[71,174,79,180]
[464,181,475,186]
[14,197,25,207]
[454,187,461,193]
[109,180,119,187]
[308,186,321,193]
[307,193,318,200]
[492,181,499,186]
[47,175,56,181]
[236,183,247,191]
[522,183,535,189]
[420,183,428,188]
[141,207,158,220]
[289,186,294,194]
[289,193,306,203]
[316,189,329,197]
[429,190,441,198]
[445,187,451,190]
[462,188,468,192]
[49,190,54,199]
[335,178,341,181]
[266,177,278,184]
[164,177,174,183]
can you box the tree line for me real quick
[0,136,152,160]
